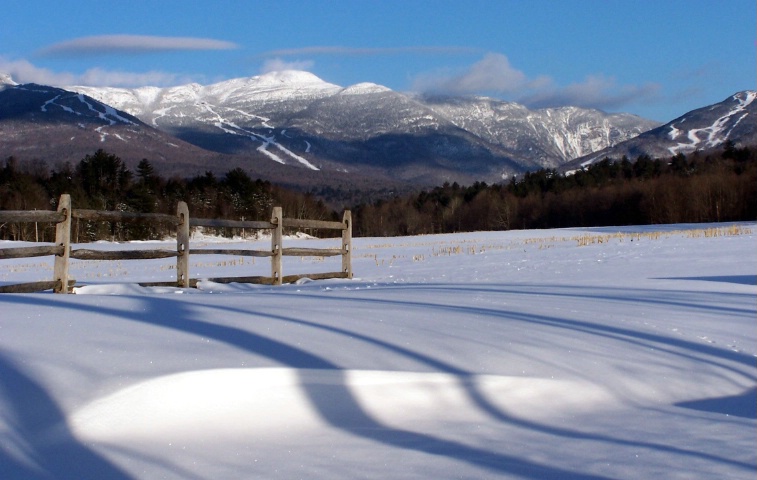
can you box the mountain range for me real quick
[68,70,659,184]
[1,71,754,191]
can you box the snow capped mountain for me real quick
[65,71,658,184]
[420,96,658,168]
[565,91,757,170]
[72,71,344,171]
[667,91,755,154]
[338,82,393,96]
[4,70,752,188]
[19,70,755,189]
[74,71,341,125]
[0,81,226,176]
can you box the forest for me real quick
[0,150,335,242]
[1,142,755,241]
[353,142,756,236]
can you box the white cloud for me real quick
[0,57,194,87]
[76,68,195,88]
[519,75,661,111]
[411,53,528,95]
[0,57,76,85]
[261,58,315,74]
[412,53,661,113]
[36,35,238,57]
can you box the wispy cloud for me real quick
[261,58,315,74]
[262,45,479,57]
[0,57,196,87]
[76,68,197,88]
[412,53,661,113]
[0,58,75,85]
[518,75,661,112]
[36,35,238,57]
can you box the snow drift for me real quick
[1,223,755,479]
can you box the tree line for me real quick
[0,149,334,242]
[351,142,757,236]
[1,143,755,241]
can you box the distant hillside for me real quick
[564,91,756,171]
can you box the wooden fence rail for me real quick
[0,194,352,293]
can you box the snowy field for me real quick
[0,222,755,479]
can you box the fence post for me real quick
[53,194,72,293]
[176,201,190,288]
[342,210,353,279]
[271,206,283,285]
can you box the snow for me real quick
[1,223,755,479]
[40,95,78,115]
[202,71,341,105]
[339,83,393,95]
[37,92,132,145]
[253,70,335,88]
[669,91,754,155]
[64,70,657,176]
[196,101,318,169]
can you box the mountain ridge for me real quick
[564,91,757,171]
[62,71,659,183]
[5,71,752,190]
[0,82,233,176]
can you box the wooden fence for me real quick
[0,194,352,293]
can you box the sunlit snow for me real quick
[1,223,755,479]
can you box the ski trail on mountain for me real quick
[224,106,274,129]
[200,103,319,170]
[668,92,754,155]
[39,92,133,142]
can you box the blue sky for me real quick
[1,0,754,122]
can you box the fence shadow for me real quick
[655,275,757,286]
[1,293,622,480]
[3,282,755,477]
[0,351,135,480]
[676,387,757,419]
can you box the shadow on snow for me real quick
[1,280,755,478]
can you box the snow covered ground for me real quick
[1,223,755,479]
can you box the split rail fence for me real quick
[0,194,352,293]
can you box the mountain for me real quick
[0,79,378,193]
[8,71,753,192]
[419,95,657,169]
[66,71,658,185]
[0,81,232,177]
[564,91,757,171]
